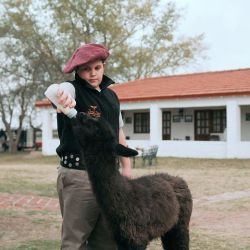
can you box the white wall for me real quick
[40,108,59,155]
[127,139,250,159]
[169,108,194,140]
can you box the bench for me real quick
[133,145,159,167]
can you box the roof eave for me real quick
[119,91,250,102]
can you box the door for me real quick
[162,111,171,140]
[195,110,210,140]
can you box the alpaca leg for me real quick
[162,180,192,250]
[161,225,189,250]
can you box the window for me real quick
[195,109,226,140]
[211,110,226,133]
[53,130,59,139]
[134,112,150,133]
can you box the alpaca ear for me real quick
[115,144,138,157]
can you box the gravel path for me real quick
[1,188,250,210]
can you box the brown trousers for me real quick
[57,166,117,250]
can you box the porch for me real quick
[120,96,250,159]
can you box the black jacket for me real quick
[56,73,120,157]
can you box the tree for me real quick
[0,0,64,152]
[0,0,205,153]
[46,0,205,81]
[0,84,34,153]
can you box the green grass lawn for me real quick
[0,152,250,250]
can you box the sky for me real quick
[173,0,250,74]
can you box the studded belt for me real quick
[60,153,86,170]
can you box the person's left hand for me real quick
[121,166,132,179]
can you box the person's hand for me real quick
[121,166,132,179]
[56,89,76,113]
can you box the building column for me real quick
[150,103,161,144]
[41,108,53,155]
[226,100,241,157]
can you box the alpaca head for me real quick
[71,112,116,154]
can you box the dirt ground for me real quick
[192,195,250,236]
[1,156,250,249]
[1,190,250,249]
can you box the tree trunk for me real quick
[9,141,18,154]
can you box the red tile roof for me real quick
[111,68,250,102]
[36,68,250,107]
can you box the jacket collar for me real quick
[75,73,115,91]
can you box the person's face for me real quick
[77,60,105,90]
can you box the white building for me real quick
[36,68,250,159]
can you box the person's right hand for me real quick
[56,89,76,113]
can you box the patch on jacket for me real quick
[87,106,101,118]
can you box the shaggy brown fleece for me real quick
[72,113,192,250]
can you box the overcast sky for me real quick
[173,0,250,74]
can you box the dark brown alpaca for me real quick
[72,113,192,250]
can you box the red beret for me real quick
[63,43,109,73]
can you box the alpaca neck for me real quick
[85,148,121,187]
[84,148,128,210]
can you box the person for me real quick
[0,129,8,152]
[55,43,132,250]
